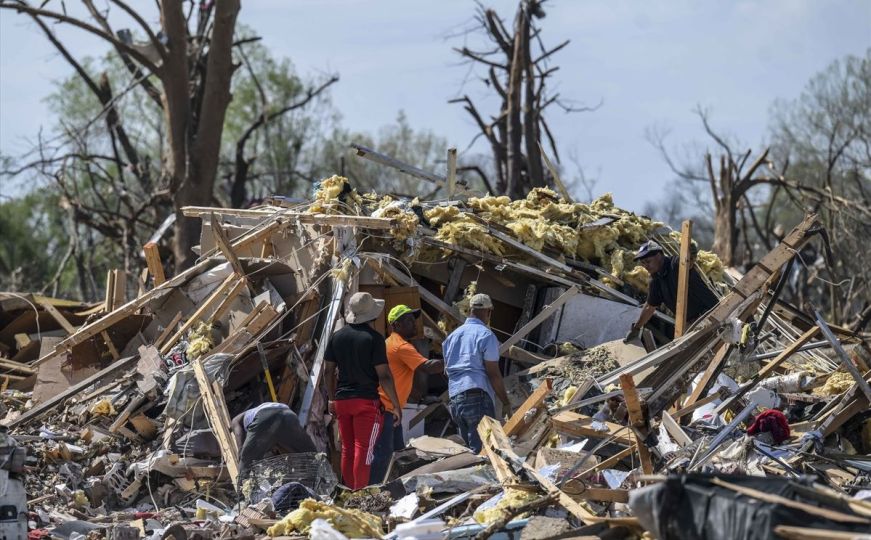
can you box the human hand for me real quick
[623,325,641,343]
[393,408,403,427]
[328,400,336,416]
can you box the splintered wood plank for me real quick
[661,411,693,447]
[39,302,76,335]
[503,378,552,438]
[101,331,120,360]
[143,242,166,286]
[620,373,654,475]
[192,358,240,488]
[477,416,520,484]
[111,270,127,312]
[570,487,630,503]
[104,270,116,312]
[210,213,245,277]
[159,273,240,355]
[672,392,723,420]
[552,411,634,445]
[576,445,636,478]
[674,220,693,338]
[683,343,731,408]
[33,220,284,369]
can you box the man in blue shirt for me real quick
[443,293,511,452]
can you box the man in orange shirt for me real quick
[369,305,444,484]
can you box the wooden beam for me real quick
[210,213,245,277]
[504,345,550,366]
[570,487,629,504]
[159,273,241,355]
[183,207,397,229]
[477,416,520,484]
[143,242,166,286]
[503,378,552,438]
[672,391,724,420]
[552,411,634,445]
[446,147,457,199]
[522,462,598,525]
[39,302,76,335]
[6,355,139,428]
[575,445,636,478]
[101,330,120,360]
[154,311,183,351]
[499,286,579,355]
[674,220,693,338]
[32,219,285,367]
[620,373,654,475]
[209,277,248,324]
[683,343,731,408]
[192,357,240,489]
[539,141,572,203]
[774,525,871,540]
[104,269,116,312]
[111,270,127,312]
[660,411,692,447]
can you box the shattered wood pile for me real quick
[2,169,870,539]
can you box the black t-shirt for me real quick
[325,323,387,400]
[646,255,718,323]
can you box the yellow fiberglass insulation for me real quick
[623,266,651,292]
[309,175,363,214]
[187,321,216,360]
[370,196,420,243]
[473,488,540,525]
[814,371,855,397]
[267,498,382,538]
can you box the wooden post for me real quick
[210,213,245,277]
[143,242,166,286]
[112,270,127,311]
[503,378,552,438]
[159,274,241,355]
[620,373,654,475]
[104,270,116,312]
[674,220,693,338]
[446,147,457,199]
[192,358,240,488]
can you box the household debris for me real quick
[3,157,870,539]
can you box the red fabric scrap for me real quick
[747,408,790,443]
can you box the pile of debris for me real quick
[2,163,870,539]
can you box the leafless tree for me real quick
[450,0,599,199]
[0,0,335,273]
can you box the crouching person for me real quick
[231,402,316,479]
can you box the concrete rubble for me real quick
[1,167,870,539]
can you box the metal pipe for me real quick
[749,340,830,361]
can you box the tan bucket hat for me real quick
[469,293,493,309]
[346,292,385,324]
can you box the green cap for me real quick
[387,304,420,324]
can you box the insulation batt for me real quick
[267,498,382,538]
[307,180,725,293]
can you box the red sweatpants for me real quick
[334,398,383,490]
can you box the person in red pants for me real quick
[324,292,402,490]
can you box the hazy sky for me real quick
[1,0,868,211]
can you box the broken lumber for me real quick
[7,354,139,428]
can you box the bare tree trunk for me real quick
[505,5,525,198]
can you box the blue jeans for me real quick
[369,411,404,484]
[449,389,495,453]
